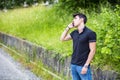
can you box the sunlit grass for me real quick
[0,5,103,57]
[0,5,73,57]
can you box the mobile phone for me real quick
[72,22,74,27]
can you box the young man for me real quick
[60,13,96,80]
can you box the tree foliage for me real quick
[0,0,54,9]
[58,0,119,12]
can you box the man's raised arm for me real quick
[60,23,74,41]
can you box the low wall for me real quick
[0,32,71,79]
[0,32,119,80]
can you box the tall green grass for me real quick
[0,5,73,57]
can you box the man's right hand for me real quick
[68,22,74,29]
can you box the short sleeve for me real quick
[70,30,75,39]
[88,31,96,42]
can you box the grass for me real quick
[0,5,99,57]
[0,5,74,57]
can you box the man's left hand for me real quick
[81,67,88,74]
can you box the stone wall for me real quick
[0,32,119,80]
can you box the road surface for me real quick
[0,47,41,80]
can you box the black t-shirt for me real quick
[70,27,96,66]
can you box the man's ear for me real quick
[81,18,84,22]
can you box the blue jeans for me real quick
[71,64,92,80]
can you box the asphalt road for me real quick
[0,48,41,80]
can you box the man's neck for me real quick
[77,23,85,33]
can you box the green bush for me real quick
[91,5,120,72]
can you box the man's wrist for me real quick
[67,26,71,29]
[83,65,88,68]
[65,26,70,30]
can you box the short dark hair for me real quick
[73,13,87,24]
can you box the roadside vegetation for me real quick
[0,0,120,77]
